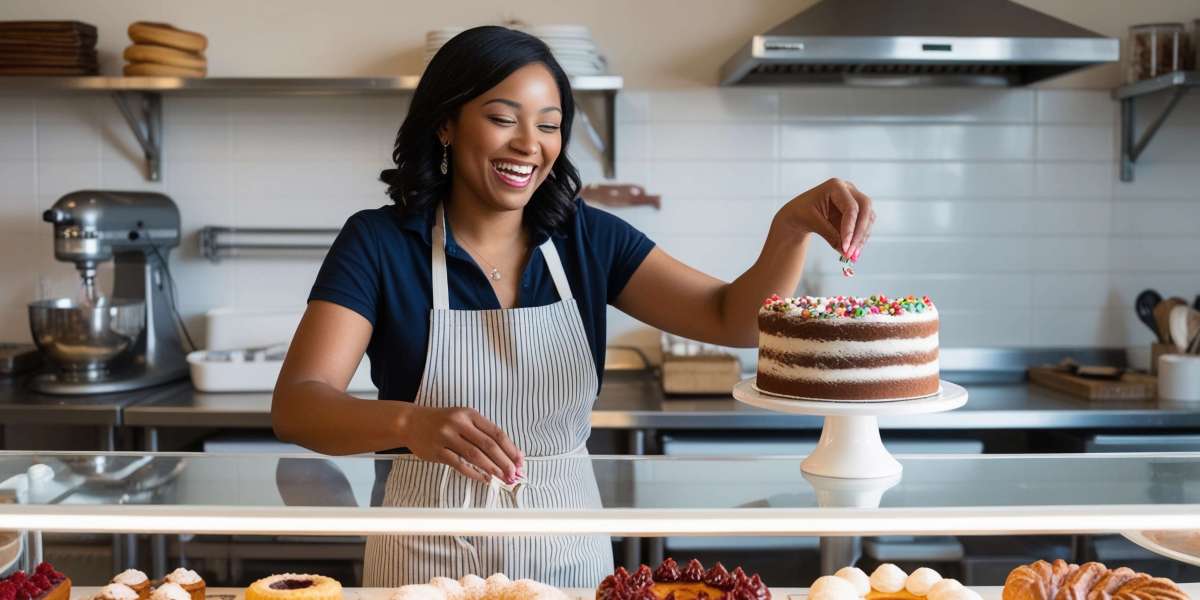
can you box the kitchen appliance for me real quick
[720,0,1118,87]
[29,190,189,394]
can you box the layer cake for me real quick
[758,294,939,401]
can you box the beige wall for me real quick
[3,0,1199,88]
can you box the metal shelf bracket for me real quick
[112,91,163,182]
[1114,71,1199,182]
[575,90,618,179]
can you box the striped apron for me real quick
[362,204,613,587]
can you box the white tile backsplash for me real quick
[1112,201,1200,236]
[1036,90,1116,125]
[0,123,36,160]
[0,87,1196,354]
[0,97,34,123]
[650,122,776,160]
[780,161,1036,198]
[647,88,779,122]
[781,124,1034,161]
[648,160,776,199]
[1035,126,1115,161]
[781,88,1034,123]
[1033,162,1115,199]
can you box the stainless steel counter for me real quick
[0,376,164,426]
[3,371,1199,431]
[108,371,1200,431]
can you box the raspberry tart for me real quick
[596,558,769,600]
[0,562,70,600]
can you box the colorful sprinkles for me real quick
[839,253,856,277]
[762,294,934,320]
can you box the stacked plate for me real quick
[522,24,607,76]
[424,27,466,65]
[423,24,607,76]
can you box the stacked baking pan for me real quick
[0,21,99,75]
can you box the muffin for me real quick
[150,583,191,600]
[162,569,204,600]
[112,570,150,600]
[94,583,140,600]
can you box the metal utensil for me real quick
[28,297,145,382]
[1135,290,1164,341]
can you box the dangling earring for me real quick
[440,142,449,175]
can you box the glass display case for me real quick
[1,451,1198,598]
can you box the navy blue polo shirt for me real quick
[308,198,655,402]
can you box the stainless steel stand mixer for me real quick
[28,190,190,394]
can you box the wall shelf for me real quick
[0,75,623,181]
[1112,71,1198,182]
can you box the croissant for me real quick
[1002,561,1188,600]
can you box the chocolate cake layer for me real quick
[759,313,938,341]
[758,347,939,369]
[756,372,940,401]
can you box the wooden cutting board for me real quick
[1028,367,1156,401]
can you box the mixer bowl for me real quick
[28,297,145,380]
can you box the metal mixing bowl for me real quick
[28,297,145,380]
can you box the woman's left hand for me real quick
[774,177,876,260]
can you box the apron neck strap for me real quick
[431,203,573,310]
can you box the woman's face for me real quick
[444,63,564,212]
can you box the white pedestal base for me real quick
[733,378,968,479]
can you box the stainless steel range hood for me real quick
[720,0,1119,87]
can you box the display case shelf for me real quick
[1,451,1198,538]
[0,75,623,181]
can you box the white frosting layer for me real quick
[834,567,871,596]
[165,568,201,585]
[760,332,939,357]
[150,584,191,600]
[870,564,908,594]
[113,570,148,586]
[758,357,939,382]
[95,584,139,600]
[906,567,943,595]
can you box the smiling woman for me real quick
[380,26,581,240]
[272,24,876,591]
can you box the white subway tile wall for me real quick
[0,88,1198,357]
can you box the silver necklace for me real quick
[456,235,504,281]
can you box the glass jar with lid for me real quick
[1129,23,1188,82]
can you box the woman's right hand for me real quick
[403,405,524,483]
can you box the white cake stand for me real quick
[733,378,968,479]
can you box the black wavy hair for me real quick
[380,26,581,234]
